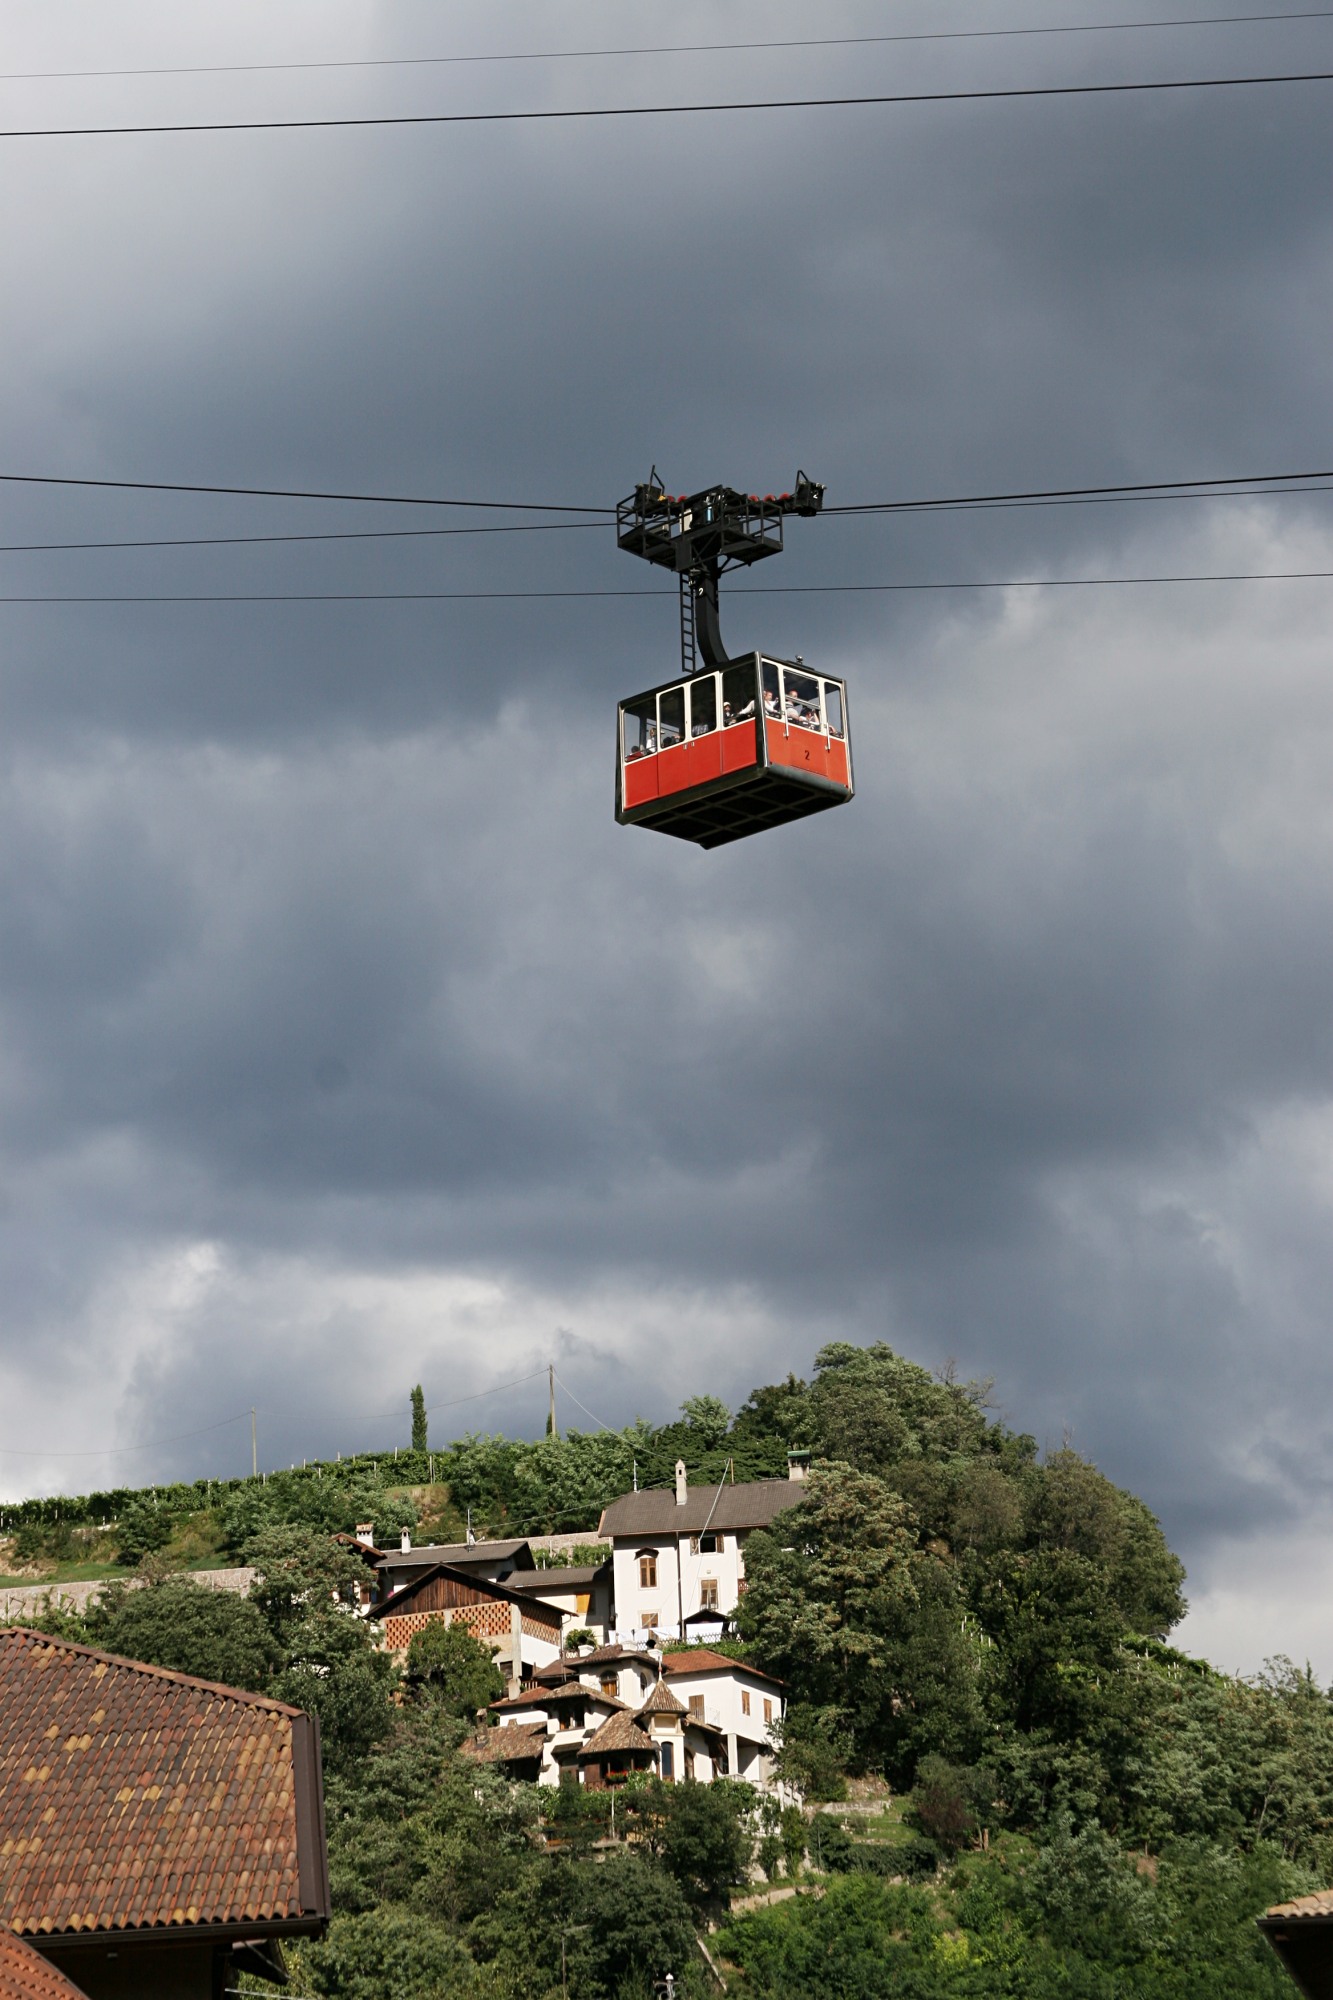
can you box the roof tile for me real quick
[0,1629,311,1940]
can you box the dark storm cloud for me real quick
[1,0,1332,1669]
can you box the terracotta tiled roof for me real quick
[637,1680,687,1717]
[578,1711,657,1760]
[459,1724,548,1766]
[0,1627,328,1941]
[1264,1891,1333,1922]
[663,1649,784,1685]
[0,1934,87,2000]
[535,1645,651,1677]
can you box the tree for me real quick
[89,1576,279,1691]
[661,1778,754,1911]
[405,1618,504,1718]
[246,1526,398,1769]
[680,1394,731,1449]
[115,1498,174,1567]
[411,1384,428,1454]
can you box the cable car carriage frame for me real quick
[614,473,854,850]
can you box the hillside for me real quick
[6,1342,1324,1999]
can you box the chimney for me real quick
[786,1450,811,1484]
[400,1528,412,1553]
[675,1459,688,1507]
[354,1522,375,1547]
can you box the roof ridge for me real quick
[0,1625,304,1717]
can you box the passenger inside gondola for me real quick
[784,668,822,730]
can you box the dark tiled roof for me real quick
[505,1567,611,1592]
[597,1480,801,1538]
[636,1680,687,1718]
[578,1712,657,1760]
[0,1627,328,1940]
[0,1934,87,2000]
[459,1724,547,1766]
[663,1649,784,1686]
[375,1539,533,1571]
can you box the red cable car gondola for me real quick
[617,655,853,849]
[614,472,854,849]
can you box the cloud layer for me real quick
[1,0,1331,1676]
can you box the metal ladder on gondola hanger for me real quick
[679,573,697,678]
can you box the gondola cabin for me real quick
[617,654,853,849]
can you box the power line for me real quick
[0,1411,252,1459]
[826,466,1333,513]
[0,472,611,515]
[3,70,1332,140]
[8,12,1332,82]
[0,571,1329,604]
[552,1371,619,1435]
[2,483,1329,559]
[0,521,606,556]
[2,466,1327,547]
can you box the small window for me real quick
[783,668,822,731]
[741,1689,751,1716]
[689,675,717,737]
[639,1552,658,1589]
[722,662,757,727]
[641,1611,659,1630]
[763,1698,774,1724]
[688,1694,705,1718]
[823,681,845,739]
[689,1532,718,1556]
[700,1579,719,1611]
[660,1741,675,1781]
[623,696,657,760]
[658,686,685,748]
[761,660,782,720]
[601,1675,617,1698]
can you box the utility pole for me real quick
[548,1363,558,1440]
[251,1408,258,1480]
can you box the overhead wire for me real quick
[7,14,1333,84]
[0,483,1329,559]
[0,472,611,515]
[3,69,1332,140]
[0,522,607,555]
[0,1411,253,1459]
[0,572,1330,603]
[825,467,1333,513]
[2,465,1326,518]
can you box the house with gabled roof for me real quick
[597,1456,807,1642]
[0,1626,330,2000]
[368,1561,563,1689]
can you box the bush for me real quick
[115,1500,175,1567]
[405,1619,504,1718]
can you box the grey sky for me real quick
[1,0,1331,1675]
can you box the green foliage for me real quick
[679,1393,732,1449]
[780,1804,808,1879]
[410,1385,428,1454]
[405,1618,504,1718]
[659,1777,755,1910]
[88,1576,279,1690]
[114,1498,175,1567]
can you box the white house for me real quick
[660,1647,784,1789]
[597,1456,807,1642]
[474,1641,785,1794]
